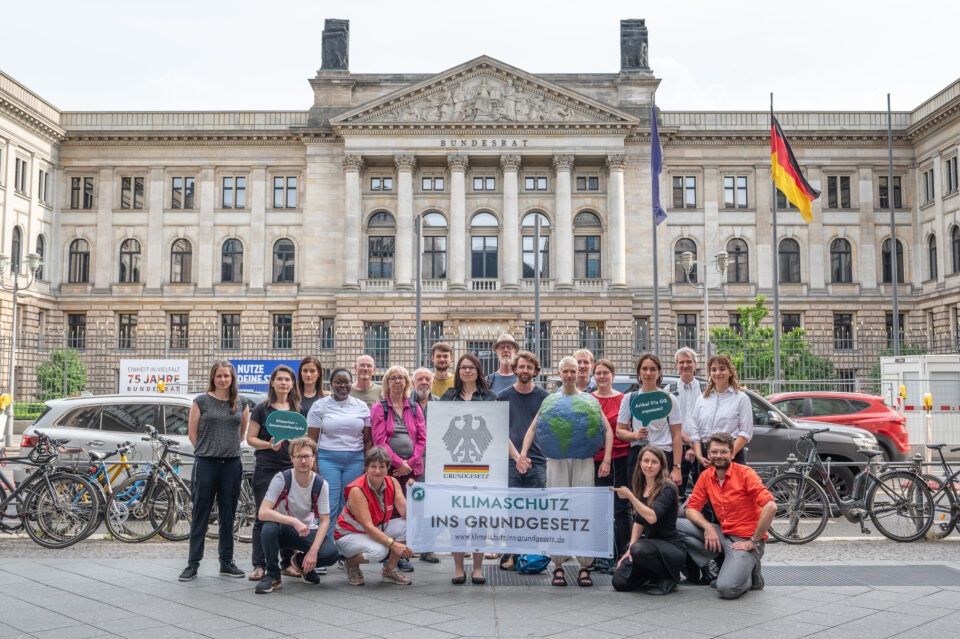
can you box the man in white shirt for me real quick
[255,437,339,594]
[666,347,704,497]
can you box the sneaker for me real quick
[255,575,281,594]
[178,566,198,582]
[397,558,415,573]
[381,568,412,586]
[317,566,327,576]
[337,558,346,571]
[751,566,765,591]
[292,552,321,585]
[420,552,440,564]
[219,562,245,578]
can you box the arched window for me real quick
[470,211,499,279]
[68,239,90,284]
[170,238,192,284]
[726,238,749,283]
[368,211,395,279]
[221,238,244,283]
[573,212,602,279]
[675,238,698,283]
[952,225,960,274]
[118,239,141,284]
[10,226,22,274]
[830,238,852,283]
[778,238,801,283]
[881,238,904,284]
[35,234,45,280]
[928,235,938,281]
[421,212,447,280]
[273,238,295,283]
[521,212,550,279]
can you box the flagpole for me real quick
[652,99,661,358]
[887,93,900,357]
[770,93,782,392]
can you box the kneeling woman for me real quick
[611,445,685,595]
[334,447,414,586]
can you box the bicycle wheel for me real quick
[157,480,192,542]
[22,472,100,549]
[234,475,256,543]
[867,470,934,542]
[765,472,830,544]
[105,475,172,543]
[923,474,958,540]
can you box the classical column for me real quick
[448,154,468,290]
[553,154,575,288]
[606,154,627,288]
[395,154,416,289]
[342,155,364,289]
[501,154,522,289]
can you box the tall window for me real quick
[10,227,22,274]
[221,239,243,283]
[833,313,853,350]
[273,176,297,208]
[776,188,798,210]
[672,176,696,208]
[678,314,698,349]
[579,321,604,360]
[830,238,853,283]
[272,313,293,349]
[726,238,749,283]
[118,239,141,284]
[171,177,195,209]
[320,318,335,350]
[38,169,51,205]
[68,239,90,283]
[574,212,602,279]
[170,239,192,284]
[675,238,698,283]
[952,226,960,274]
[71,177,95,209]
[120,177,145,209]
[364,322,389,370]
[421,212,447,280]
[14,158,27,194]
[885,312,905,348]
[946,157,959,195]
[781,313,801,335]
[922,168,935,204]
[35,235,44,280]
[272,239,295,283]
[881,238,904,284]
[826,176,851,209]
[118,313,137,350]
[420,321,444,367]
[368,212,395,279]
[634,317,649,352]
[521,212,550,279]
[878,176,902,210]
[728,313,743,336]
[470,212,499,279]
[723,176,748,209]
[525,320,551,369]
[221,313,240,349]
[778,238,801,283]
[169,314,189,350]
[928,235,938,280]
[222,176,247,209]
[67,314,86,349]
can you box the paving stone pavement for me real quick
[1,541,960,638]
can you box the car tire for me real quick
[824,462,855,499]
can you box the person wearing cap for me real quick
[486,333,519,394]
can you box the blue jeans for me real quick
[315,448,365,536]
[260,521,339,578]
[508,460,546,488]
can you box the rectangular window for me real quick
[222,176,246,209]
[525,320,551,369]
[574,235,601,279]
[171,177,195,209]
[67,314,86,349]
[776,188,798,210]
[833,313,853,350]
[422,235,447,279]
[221,313,240,349]
[672,176,697,208]
[364,322,390,370]
[14,158,27,194]
[71,177,95,209]
[120,177,145,209]
[524,176,547,191]
[885,312,905,348]
[781,313,801,335]
[473,177,496,191]
[837,370,856,393]
[320,317,335,350]
[273,176,297,208]
[421,176,444,191]
[38,169,51,205]
[368,236,395,279]
[678,313,697,349]
[946,157,959,195]
[723,176,748,208]
[634,317,649,353]
[370,176,393,191]
[578,321,604,360]
[576,176,600,191]
[728,313,743,336]
[272,313,293,350]
[878,176,903,209]
[169,313,189,350]
[826,176,851,209]
[117,313,137,350]
[419,321,444,367]
[922,169,935,204]
[470,236,498,279]
[521,235,549,279]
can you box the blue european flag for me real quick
[651,104,667,226]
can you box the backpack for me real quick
[516,555,550,574]
[379,398,422,424]
[276,469,326,522]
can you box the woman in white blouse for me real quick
[690,354,753,467]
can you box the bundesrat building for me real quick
[1,18,959,381]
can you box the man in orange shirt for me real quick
[678,432,776,599]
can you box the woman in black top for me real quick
[180,361,249,582]
[298,355,327,419]
[611,445,685,595]
[246,365,300,581]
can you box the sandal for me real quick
[551,567,567,587]
[346,564,365,586]
[247,567,264,582]
[577,568,593,587]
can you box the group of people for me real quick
[179,336,775,600]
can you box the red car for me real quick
[766,392,909,461]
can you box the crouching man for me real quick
[334,446,414,586]
[255,437,338,594]
[677,432,777,599]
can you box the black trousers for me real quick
[188,456,241,567]
[594,456,631,557]
[251,465,293,569]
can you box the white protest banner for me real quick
[119,360,189,394]
[407,483,613,557]
[424,401,509,487]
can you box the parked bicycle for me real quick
[62,441,137,541]
[921,443,960,540]
[766,428,933,544]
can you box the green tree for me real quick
[35,349,87,401]
[710,296,834,394]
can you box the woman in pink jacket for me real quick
[370,365,426,495]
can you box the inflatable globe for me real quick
[534,392,604,459]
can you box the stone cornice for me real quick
[907,99,960,143]
[334,123,636,135]
[62,131,304,147]
[658,131,912,148]
[0,96,65,143]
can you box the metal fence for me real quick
[3,324,959,408]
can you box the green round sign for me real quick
[265,410,308,442]
[629,390,674,427]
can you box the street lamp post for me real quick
[678,250,729,362]
[0,252,44,448]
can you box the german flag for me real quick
[771,116,820,222]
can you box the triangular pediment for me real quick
[330,56,638,130]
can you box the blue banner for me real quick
[230,359,301,392]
